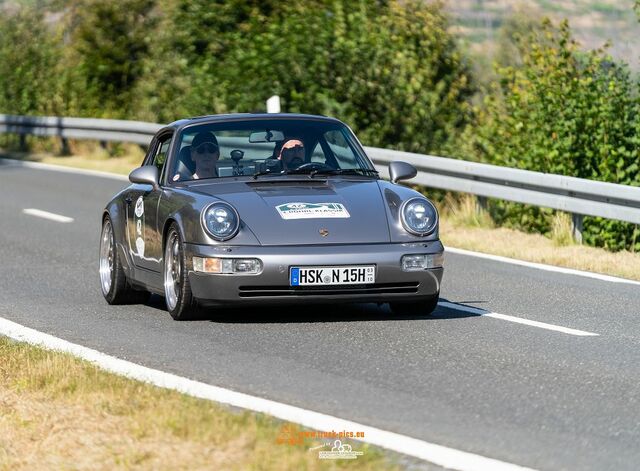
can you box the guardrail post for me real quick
[60,137,70,156]
[476,196,488,214]
[571,213,583,244]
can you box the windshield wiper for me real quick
[252,169,279,179]
[308,168,379,178]
[279,167,379,178]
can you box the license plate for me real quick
[290,265,375,286]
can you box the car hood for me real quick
[189,178,391,245]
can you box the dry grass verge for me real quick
[0,337,399,471]
[1,146,141,176]
[440,219,640,281]
[438,194,640,281]
[3,149,639,282]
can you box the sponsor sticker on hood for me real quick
[276,202,350,220]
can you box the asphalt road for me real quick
[1,159,639,470]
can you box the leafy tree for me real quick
[222,0,474,154]
[467,19,640,250]
[135,0,474,154]
[135,0,283,122]
[71,0,157,117]
[169,0,279,64]
[0,7,62,115]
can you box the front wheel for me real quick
[164,224,199,320]
[99,216,149,305]
[389,294,439,316]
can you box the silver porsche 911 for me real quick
[99,114,444,320]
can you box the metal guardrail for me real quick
[2,114,639,240]
[366,148,640,234]
[0,114,161,146]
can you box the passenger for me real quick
[278,139,305,170]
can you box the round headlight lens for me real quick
[202,202,239,241]
[401,198,437,236]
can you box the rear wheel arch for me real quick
[103,208,133,272]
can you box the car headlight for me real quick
[400,197,438,236]
[202,202,240,241]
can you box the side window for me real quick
[152,135,172,176]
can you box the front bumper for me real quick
[185,241,444,306]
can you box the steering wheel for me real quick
[294,162,333,171]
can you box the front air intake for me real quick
[238,282,419,298]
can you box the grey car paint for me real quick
[102,113,444,306]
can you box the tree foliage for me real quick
[0,7,62,115]
[71,0,157,117]
[134,0,282,122]
[133,0,474,154]
[467,19,640,250]
[223,0,474,154]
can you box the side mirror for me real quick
[129,165,159,189]
[389,161,417,184]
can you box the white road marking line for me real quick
[22,208,74,223]
[0,316,538,471]
[439,301,599,337]
[446,247,640,287]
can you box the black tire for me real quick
[389,294,439,316]
[163,223,200,320]
[99,216,150,305]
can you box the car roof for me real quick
[166,113,345,132]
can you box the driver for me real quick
[278,139,305,170]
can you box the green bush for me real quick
[466,19,640,251]
[0,7,62,115]
[134,0,284,122]
[71,0,157,118]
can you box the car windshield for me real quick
[169,118,377,182]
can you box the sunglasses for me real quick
[283,146,304,155]
[194,143,219,154]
